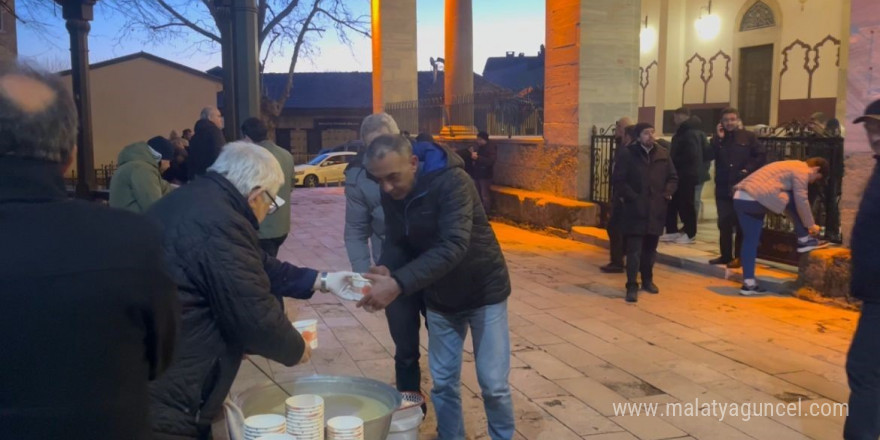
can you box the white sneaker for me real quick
[659,232,683,242]
[674,234,696,244]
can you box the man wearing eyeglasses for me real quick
[146,142,358,440]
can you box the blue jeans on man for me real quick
[426,300,514,440]
[734,194,809,280]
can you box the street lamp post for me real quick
[56,0,97,199]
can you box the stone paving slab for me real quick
[221,188,858,440]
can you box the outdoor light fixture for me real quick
[695,0,720,40]
[640,16,656,53]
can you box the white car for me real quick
[294,151,358,187]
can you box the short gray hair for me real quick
[208,141,284,197]
[200,106,218,120]
[365,134,412,165]
[360,113,400,146]
[0,62,77,163]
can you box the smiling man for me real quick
[358,134,515,440]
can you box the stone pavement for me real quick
[229,187,858,440]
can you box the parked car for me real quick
[318,139,363,156]
[294,151,357,187]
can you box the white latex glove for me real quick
[322,271,359,296]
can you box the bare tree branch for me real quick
[259,0,301,47]
[273,0,321,112]
[316,7,371,38]
[155,0,220,43]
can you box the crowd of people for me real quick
[600,106,832,302]
[3,59,880,440]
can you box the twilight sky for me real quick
[16,1,545,74]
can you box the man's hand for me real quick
[809,224,822,236]
[716,123,725,139]
[368,265,391,276]
[471,152,479,161]
[298,344,311,364]
[357,273,402,311]
[665,195,673,201]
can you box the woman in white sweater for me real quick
[733,157,830,295]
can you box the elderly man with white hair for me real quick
[146,142,356,440]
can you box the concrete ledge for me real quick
[571,226,798,295]
[491,185,599,231]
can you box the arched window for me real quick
[740,1,776,31]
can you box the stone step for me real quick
[571,226,799,294]
[490,185,599,232]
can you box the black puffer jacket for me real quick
[708,129,766,199]
[186,119,226,180]
[670,116,707,184]
[146,173,316,439]
[851,157,880,303]
[379,142,511,313]
[612,143,679,236]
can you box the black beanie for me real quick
[633,123,654,138]
[147,136,175,161]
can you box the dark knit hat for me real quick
[633,122,654,137]
[477,131,490,141]
[147,136,175,161]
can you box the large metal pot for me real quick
[231,375,402,440]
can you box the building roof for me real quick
[57,52,222,83]
[481,50,544,93]
[257,70,510,109]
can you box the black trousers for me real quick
[666,180,697,238]
[607,202,625,267]
[385,291,427,392]
[845,301,880,439]
[716,198,743,261]
[259,234,288,258]
[625,234,659,286]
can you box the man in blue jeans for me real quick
[845,99,880,440]
[732,158,829,295]
[358,134,514,439]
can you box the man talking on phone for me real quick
[706,107,766,268]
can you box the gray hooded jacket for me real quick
[344,156,385,273]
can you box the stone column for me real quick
[841,0,880,244]
[544,0,640,199]
[59,0,97,199]
[439,0,476,138]
[371,0,418,133]
[655,0,685,130]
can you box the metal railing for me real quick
[384,92,543,137]
[64,163,117,189]
[588,125,619,227]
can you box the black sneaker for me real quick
[739,283,767,296]
[625,284,638,303]
[709,257,731,265]
[726,258,742,269]
[797,237,830,253]
[600,263,625,273]
[642,282,660,294]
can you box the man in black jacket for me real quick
[147,142,357,439]
[845,99,880,440]
[612,123,678,303]
[0,63,179,440]
[601,124,637,273]
[186,107,227,180]
[358,135,514,440]
[707,107,766,268]
[661,107,706,245]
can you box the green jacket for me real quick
[257,140,294,239]
[109,142,171,214]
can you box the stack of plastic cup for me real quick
[255,434,297,440]
[243,414,286,440]
[326,416,364,440]
[285,394,325,440]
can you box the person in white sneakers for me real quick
[733,157,830,295]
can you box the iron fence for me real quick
[64,163,117,189]
[588,125,619,227]
[384,93,543,138]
